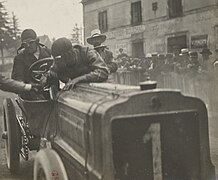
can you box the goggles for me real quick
[21,40,36,48]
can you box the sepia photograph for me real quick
[0,0,218,179]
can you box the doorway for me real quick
[167,35,187,55]
[132,41,144,58]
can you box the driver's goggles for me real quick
[21,40,36,48]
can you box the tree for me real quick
[8,12,21,50]
[70,23,83,45]
[11,12,21,39]
[0,1,16,64]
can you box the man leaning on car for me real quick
[41,37,109,90]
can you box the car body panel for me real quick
[51,83,215,180]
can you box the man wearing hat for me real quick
[12,29,51,83]
[187,51,201,71]
[116,48,129,60]
[175,48,190,72]
[87,29,117,73]
[200,48,213,71]
[11,29,51,99]
[150,52,159,70]
[179,48,190,66]
[41,37,109,90]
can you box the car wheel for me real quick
[34,149,68,180]
[3,98,20,173]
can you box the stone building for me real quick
[82,0,218,57]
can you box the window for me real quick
[168,0,183,18]
[167,35,187,55]
[98,10,108,33]
[132,41,144,58]
[131,1,142,25]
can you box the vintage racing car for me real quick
[2,58,216,180]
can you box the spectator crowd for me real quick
[114,47,218,78]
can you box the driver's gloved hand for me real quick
[40,74,49,87]
[30,83,44,93]
[40,70,58,88]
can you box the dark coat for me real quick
[11,46,51,83]
[50,45,109,83]
[0,74,29,93]
[94,46,118,73]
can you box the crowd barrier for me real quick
[113,70,218,114]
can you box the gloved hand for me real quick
[63,75,87,91]
[31,83,44,93]
[40,70,58,88]
[40,74,49,87]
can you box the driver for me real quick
[11,29,52,99]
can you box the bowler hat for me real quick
[87,29,106,45]
[189,51,198,58]
[21,29,37,42]
[51,37,72,57]
[200,48,212,55]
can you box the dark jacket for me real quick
[50,45,109,83]
[0,74,29,94]
[12,46,51,83]
[116,52,129,60]
[94,46,118,73]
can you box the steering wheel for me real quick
[28,57,54,82]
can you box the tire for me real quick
[34,149,68,180]
[3,98,20,173]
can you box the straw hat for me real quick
[179,48,189,56]
[145,53,152,58]
[87,29,106,45]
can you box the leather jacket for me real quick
[0,74,30,94]
[11,45,51,83]
[49,45,109,83]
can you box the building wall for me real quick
[183,0,216,12]
[143,0,167,21]
[83,0,130,41]
[143,7,218,53]
[83,0,218,56]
